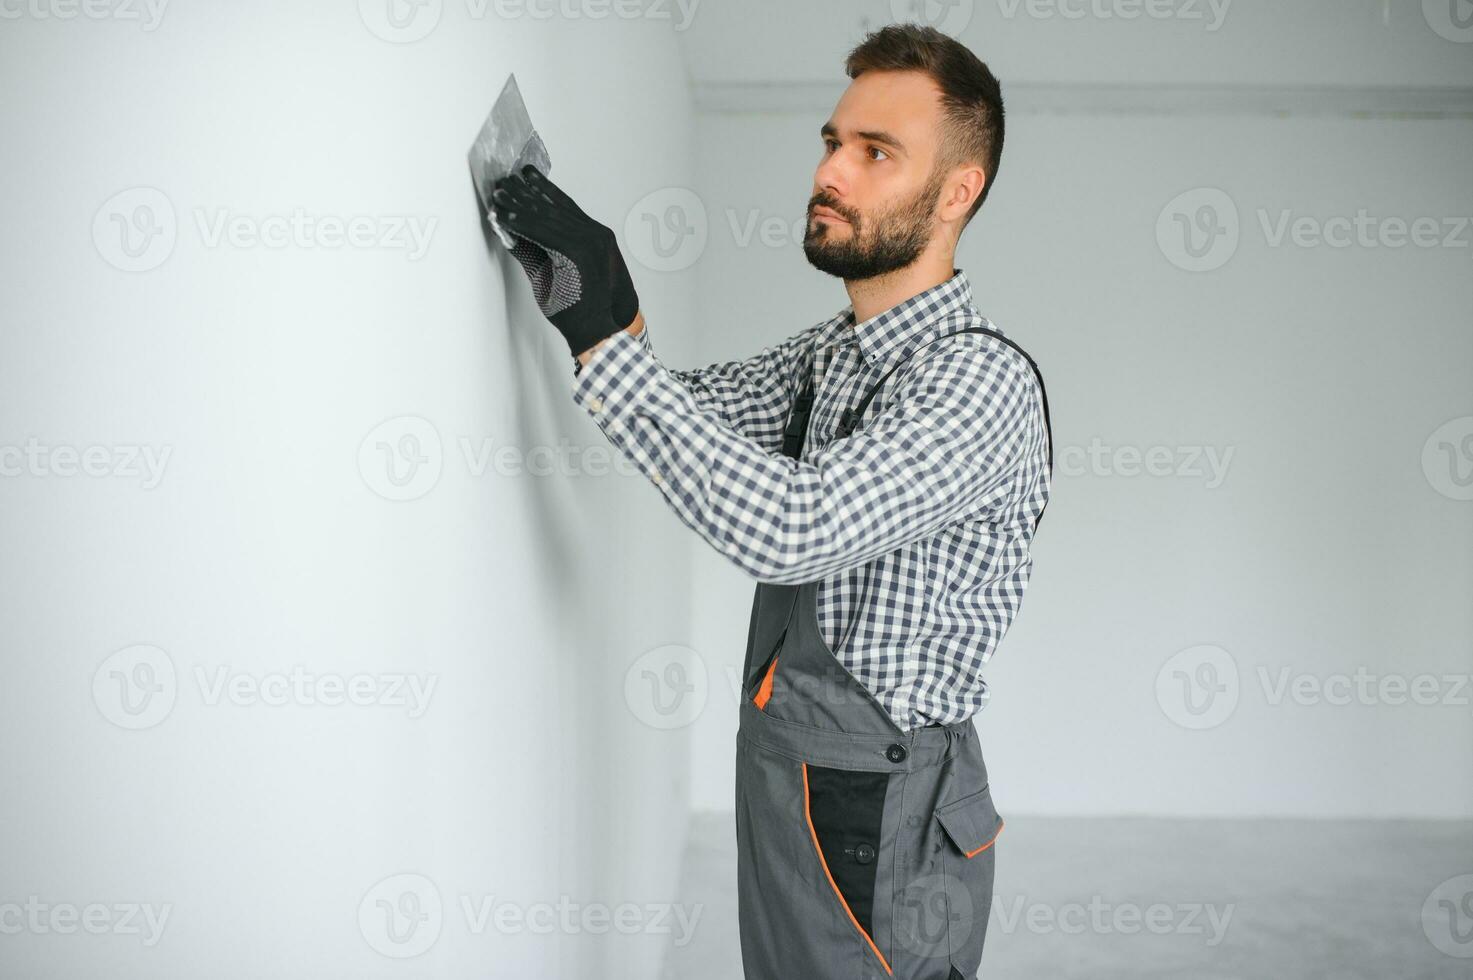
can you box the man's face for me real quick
[804,70,949,282]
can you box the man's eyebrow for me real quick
[819,122,906,154]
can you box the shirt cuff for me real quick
[572,322,652,378]
[571,328,662,429]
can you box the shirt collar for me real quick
[829,269,974,374]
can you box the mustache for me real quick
[808,194,858,224]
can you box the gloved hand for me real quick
[491,164,640,358]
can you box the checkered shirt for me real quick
[570,269,1051,731]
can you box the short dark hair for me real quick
[844,23,1005,224]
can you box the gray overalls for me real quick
[734,327,1052,980]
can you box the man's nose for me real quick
[813,155,848,201]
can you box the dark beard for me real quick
[802,169,943,282]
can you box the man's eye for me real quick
[823,139,839,153]
[868,146,889,161]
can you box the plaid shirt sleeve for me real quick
[571,325,1039,585]
[577,320,826,454]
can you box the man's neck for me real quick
[844,251,956,324]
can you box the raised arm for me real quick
[579,311,829,455]
[572,328,1045,584]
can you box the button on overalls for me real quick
[733,327,1048,980]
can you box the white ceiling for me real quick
[676,0,1473,115]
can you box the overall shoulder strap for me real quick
[780,326,1054,530]
[837,326,1054,482]
[781,376,818,460]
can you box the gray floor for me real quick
[660,812,1473,980]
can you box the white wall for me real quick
[672,4,1473,819]
[0,4,699,978]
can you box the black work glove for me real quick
[491,164,640,359]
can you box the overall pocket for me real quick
[934,784,1004,860]
[745,628,786,707]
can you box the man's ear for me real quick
[940,165,987,224]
